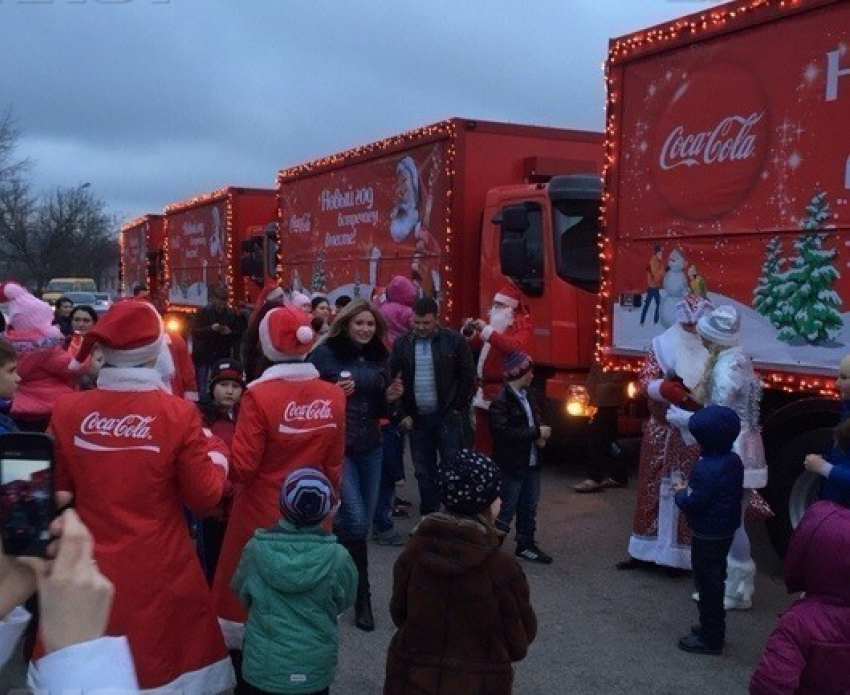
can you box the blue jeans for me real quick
[334,446,383,542]
[409,411,464,515]
[373,423,406,534]
[640,288,661,324]
[496,467,541,541]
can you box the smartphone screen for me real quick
[0,456,54,556]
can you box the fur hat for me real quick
[259,305,315,362]
[493,284,521,309]
[0,282,61,338]
[209,358,245,393]
[279,468,334,526]
[503,351,533,381]
[73,300,164,368]
[437,449,501,515]
[675,295,714,325]
[697,305,741,347]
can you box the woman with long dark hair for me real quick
[308,298,402,631]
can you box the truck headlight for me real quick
[565,385,595,417]
[165,316,183,333]
[626,381,640,399]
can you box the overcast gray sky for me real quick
[1,0,717,223]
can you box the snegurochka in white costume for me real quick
[668,304,767,610]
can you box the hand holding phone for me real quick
[0,433,56,558]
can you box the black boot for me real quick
[344,539,375,631]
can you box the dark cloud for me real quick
[1,0,701,222]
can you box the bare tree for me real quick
[0,110,117,292]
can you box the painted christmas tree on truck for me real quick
[754,191,842,346]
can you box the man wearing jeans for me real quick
[488,351,553,564]
[390,297,474,516]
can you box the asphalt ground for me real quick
[2,461,789,694]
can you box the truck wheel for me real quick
[763,426,833,558]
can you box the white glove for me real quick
[666,405,696,446]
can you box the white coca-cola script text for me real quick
[283,399,333,422]
[659,112,763,170]
[80,412,155,440]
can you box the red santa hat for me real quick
[72,300,165,368]
[257,279,285,306]
[259,305,315,362]
[0,282,61,338]
[493,284,521,309]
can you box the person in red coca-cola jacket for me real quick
[463,284,533,455]
[211,304,346,677]
[48,300,234,694]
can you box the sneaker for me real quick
[677,632,722,655]
[516,542,553,565]
[374,529,406,546]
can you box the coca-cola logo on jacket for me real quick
[651,64,769,220]
[278,399,338,435]
[74,412,160,453]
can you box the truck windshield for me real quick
[552,201,600,293]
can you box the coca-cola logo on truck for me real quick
[651,64,769,221]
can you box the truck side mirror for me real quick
[500,238,528,278]
[497,205,530,233]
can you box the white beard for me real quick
[390,201,419,243]
[488,306,514,334]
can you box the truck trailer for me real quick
[119,214,164,300]
[276,117,607,435]
[601,0,850,554]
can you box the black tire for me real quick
[763,426,833,558]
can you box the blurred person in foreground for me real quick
[1,509,138,692]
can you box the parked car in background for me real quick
[92,292,112,315]
[63,291,100,312]
[42,277,97,305]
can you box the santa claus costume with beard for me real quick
[467,284,533,455]
[624,295,713,570]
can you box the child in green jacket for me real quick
[233,468,357,695]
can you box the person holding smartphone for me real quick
[1,509,138,692]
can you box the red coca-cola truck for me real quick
[119,214,165,299]
[601,0,850,553]
[276,117,606,431]
[159,187,278,330]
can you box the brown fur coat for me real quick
[384,512,537,695]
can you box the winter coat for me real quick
[167,330,199,400]
[49,366,233,693]
[487,385,545,478]
[674,406,744,538]
[6,329,85,421]
[191,303,239,363]
[233,521,357,694]
[390,327,474,422]
[820,400,850,507]
[309,335,389,453]
[212,362,346,647]
[380,276,418,344]
[750,501,850,695]
[384,512,537,695]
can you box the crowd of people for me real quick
[0,279,849,694]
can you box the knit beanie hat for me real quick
[697,305,740,347]
[259,305,315,362]
[503,351,533,381]
[209,358,246,394]
[279,468,334,526]
[289,290,312,312]
[0,282,61,339]
[437,449,501,515]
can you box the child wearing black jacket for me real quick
[673,404,744,655]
